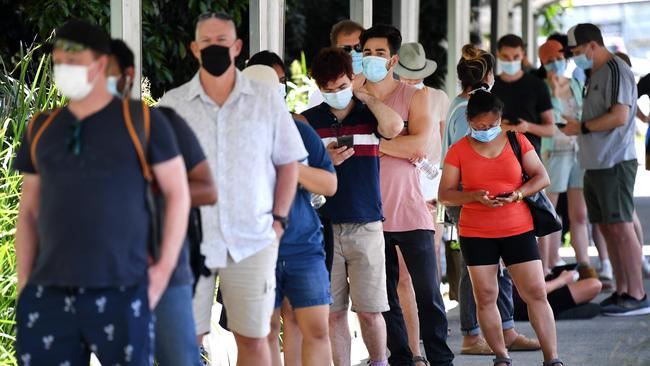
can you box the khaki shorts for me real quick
[584,160,636,224]
[330,221,389,313]
[218,241,279,338]
[192,272,217,336]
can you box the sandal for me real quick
[543,359,564,366]
[493,357,512,365]
[413,356,430,365]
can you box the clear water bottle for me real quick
[310,194,326,209]
[414,158,439,180]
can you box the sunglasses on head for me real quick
[341,44,362,53]
[53,39,87,53]
[197,11,234,22]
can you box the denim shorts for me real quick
[544,152,584,193]
[275,255,332,309]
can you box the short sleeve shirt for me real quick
[13,98,180,287]
[440,96,470,168]
[492,73,553,154]
[579,56,637,170]
[303,101,383,224]
[156,106,207,286]
[444,133,535,238]
[279,121,335,259]
[159,71,308,268]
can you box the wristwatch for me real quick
[273,214,289,230]
[580,122,591,134]
[515,191,524,202]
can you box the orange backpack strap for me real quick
[122,98,153,182]
[29,109,61,173]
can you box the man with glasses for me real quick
[14,19,190,365]
[159,12,307,365]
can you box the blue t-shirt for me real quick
[279,121,335,259]
[14,98,180,287]
[157,106,207,286]
[303,101,383,224]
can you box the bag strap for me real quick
[506,131,529,181]
[121,98,152,182]
[28,109,61,173]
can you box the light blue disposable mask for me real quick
[545,59,567,76]
[322,86,353,110]
[573,53,593,70]
[106,75,121,98]
[470,125,502,143]
[362,56,389,83]
[278,85,287,99]
[413,82,425,90]
[350,50,364,75]
[498,60,522,76]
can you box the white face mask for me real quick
[54,63,97,101]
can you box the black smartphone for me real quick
[337,135,354,149]
[547,263,579,280]
[494,192,513,199]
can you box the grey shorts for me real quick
[583,159,637,224]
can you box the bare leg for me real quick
[466,264,508,361]
[233,332,271,366]
[566,279,602,304]
[295,305,332,366]
[281,299,302,366]
[601,222,646,299]
[508,260,559,362]
[396,247,421,358]
[329,310,351,366]
[267,308,283,366]
[567,189,590,265]
[632,210,645,247]
[592,225,610,265]
[357,312,388,363]
[599,224,626,294]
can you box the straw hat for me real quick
[394,42,437,80]
[241,64,280,88]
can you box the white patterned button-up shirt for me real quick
[159,71,307,268]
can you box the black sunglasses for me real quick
[67,123,83,156]
[197,11,234,22]
[341,44,363,53]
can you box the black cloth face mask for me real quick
[200,44,232,77]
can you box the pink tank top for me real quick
[381,83,435,232]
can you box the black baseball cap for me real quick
[567,23,603,48]
[47,19,111,54]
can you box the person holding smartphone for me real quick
[536,40,596,280]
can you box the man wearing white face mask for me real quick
[492,34,555,155]
[302,47,402,366]
[13,19,190,365]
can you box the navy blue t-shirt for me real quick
[303,101,383,224]
[279,121,335,259]
[157,106,206,286]
[14,98,180,287]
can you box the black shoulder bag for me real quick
[506,131,562,237]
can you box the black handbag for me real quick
[506,131,562,237]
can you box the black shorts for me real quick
[459,231,540,267]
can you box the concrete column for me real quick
[249,0,285,56]
[350,0,373,29]
[522,0,535,64]
[392,0,420,43]
[490,0,510,55]
[446,0,471,98]
[110,0,142,98]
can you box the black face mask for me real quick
[200,44,232,77]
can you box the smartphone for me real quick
[494,192,513,199]
[547,263,579,280]
[337,135,354,149]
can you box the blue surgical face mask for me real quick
[350,50,364,75]
[470,125,502,143]
[545,59,567,76]
[573,53,593,70]
[278,84,287,99]
[322,86,353,110]
[106,75,121,98]
[498,60,522,76]
[413,82,425,90]
[362,56,389,83]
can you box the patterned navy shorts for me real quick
[16,282,153,366]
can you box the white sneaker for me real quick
[599,259,613,281]
[641,257,650,278]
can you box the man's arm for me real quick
[379,89,434,159]
[507,110,555,137]
[561,104,630,135]
[299,165,337,196]
[15,174,40,295]
[188,160,217,207]
[354,89,403,138]
[273,162,299,237]
[635,105,648,123]
[149,156,191,308]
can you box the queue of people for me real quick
[12,13,650,366]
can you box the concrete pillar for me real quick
[522,0,536,65]
[110,0,142,98]
[350,0,373,29]
[490,0,510,55]
[392,0,420,43]
[446,0,471,98]
[249,0,285,57]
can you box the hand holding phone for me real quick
[337,135,354,150]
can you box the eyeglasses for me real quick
[341,44,362,53]
[67,123,84,156]
[197,11,234,22]
[54,39,87,53]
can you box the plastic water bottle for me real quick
[310,194,326,209]
[414,158,439,180]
